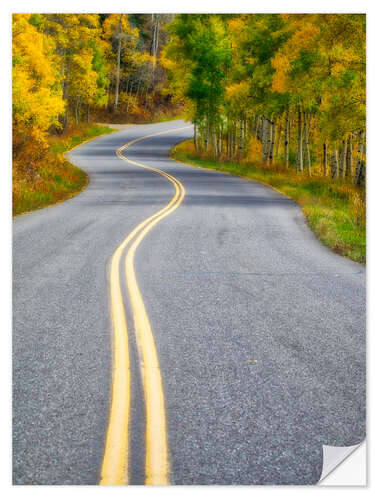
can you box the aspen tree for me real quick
[269,119,276,165]
[346,136,353,179]
[302,112,312,176]
[13,14,64,167]
[274,120,281,160]
[339,139,347,178]
[165,13,365,186]
[297,107,304,172]
[284,110,290,168]
[114,14,123,110]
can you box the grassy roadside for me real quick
[150,113,185,123]
[171,140,366,263]
[13,124,116,216]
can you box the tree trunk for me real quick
[259,116,267,155]
[151,14,159,85]
[212,130,217,158]
[114,14,123,111]
[232,122,237,158]
[239,119,245,157]
[339,139,347,178]
[154,15,160,59]
[284,110,289,168]
[204,123,209,152]
[356,163,366,186]
[346,136,353,179]
[262,118,269,163]
[297,107,303,172]
[275,120,281,160]
[269,119,275,165]
[61,56,70,129]
[253,115,258,135]
[355,131,365,186]
[227,121,231,157]
[303,112,311,176]
[332,149,339,179]
[256,115,262,141]
[193,123,198,151]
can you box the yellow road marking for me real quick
[100,124,192,485]
[100,240,130,485]
[123,177,185,485]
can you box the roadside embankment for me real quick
[171,140,366,263]
[13,124,116,216]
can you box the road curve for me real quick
[13,120,365,485]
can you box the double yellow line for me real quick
[100,125,192,486]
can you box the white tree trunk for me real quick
[151,14,159,85]
[303,112,311,176]
[284,110,289,168]
[239,119,245,155]
[262,118,270,163]
[355,132,365,185]
[346,136,353,179]
[114,14,123,111]
[333,149,339,179]
[268,119,275,165]
[297,107,304,172]
[274,120,281,160]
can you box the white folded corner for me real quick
[319,441,366,485]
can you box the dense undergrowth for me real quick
[92,99,184,125]
[172,140,366,263]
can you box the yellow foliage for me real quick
[271,18,319,95]
[12,14,65,131]
[103,13,133,39]
[271,54,290,93]
[244,135,263,162]
[102,14,139,62]
[12,14,65,168]
[69,50,98,103]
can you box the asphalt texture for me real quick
[13,120,366,485]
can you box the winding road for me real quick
[13,120,365,485]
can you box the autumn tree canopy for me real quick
[12,13,366,185]
[12,13,175,173]
[164,13,366,184]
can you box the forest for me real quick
[12,13,181,214]
[13,14,179,169]
[166,14,366,262]
[12,13,366,260]
[165,14,366,185]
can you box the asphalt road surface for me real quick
[13,120,365,485]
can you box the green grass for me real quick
[49,124,115,154]
[13,124,116,216]
[171,140,366,263]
